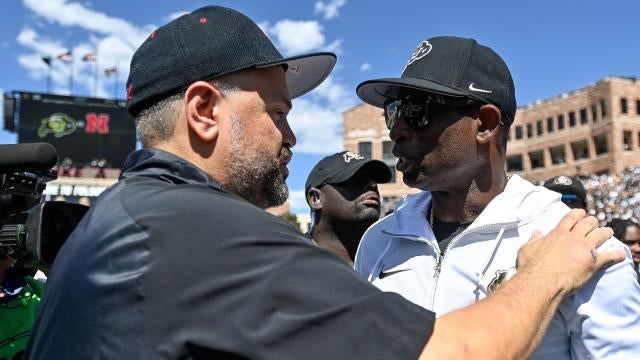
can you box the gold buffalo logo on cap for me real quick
[38,113,77,138]
[487,267,517,293]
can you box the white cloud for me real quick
[23,0,151,48]
[289,75,356,154]
[314,0,347,20]
[17,0,159,97]
[269,20,325,55]
[360,62,371,72]
[166,11,189,22]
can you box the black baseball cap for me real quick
[126,6,336,116]
[357,36,516,126]
[305,151,392,197]
[543,175,587,203]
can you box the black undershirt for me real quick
[432,216,471,254]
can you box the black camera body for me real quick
[0,143,88,269]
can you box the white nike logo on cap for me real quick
[468,83,492,93]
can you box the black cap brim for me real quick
[357,77,473,108]
[257,52,336,99]
[329,159,392,186]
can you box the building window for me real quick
[382,141,396,183]
[536,120,543,136]
[515,126,523,140]
[621,98,628,114]
[526,123,533,138]
[549,145,566,165]
[593,133,608,156]
[546,117,554,132]
[358,141,372,159]
[557,114,565,129]
[600,99,608,119]
[579,108,588,124]
[591,104,598,122]
[571,140,589,160]
[636,100,640,115]
[568,111,576,127]
[528,150,544,169]
[506,154,523,172]
[623,131,633,151]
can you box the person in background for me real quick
[0,257,44,360]
[305,151,391,265]
[544,175,587,210]
[607,218,640,282]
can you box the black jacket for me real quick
[26,148,433,359]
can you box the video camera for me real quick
[0,143,88,269]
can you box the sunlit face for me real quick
[218,67,296,209]
[320,170,382,224]
[623,225,640,264]
[389,102,482,191]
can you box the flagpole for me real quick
[69,55,74,94]
[93,50,99,97]
[47,65,51,92]
[114,63,119,99]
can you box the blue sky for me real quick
[1,0,638,214]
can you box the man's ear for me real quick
[307,188,323,210]
[184,81,224,142]
[477,104,502,144]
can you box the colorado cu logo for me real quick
[404,40,432,70]
[38,113,77,138]
[343,152,364,163]
[487,268,517,294]
[552,176,573,186]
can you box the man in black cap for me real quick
[305,151,391,265]
[354,36,640,359]
[544,175,587,209]
[26,11,625,359]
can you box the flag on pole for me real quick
[104,66,117,76]
[82,52,96,62]
[57,51,72,63]
[41,56,52,66]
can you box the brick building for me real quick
[507,76,640,182]
[342,76,640,212]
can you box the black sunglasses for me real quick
[383,93,489,130]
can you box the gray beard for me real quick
[224,113,289,209]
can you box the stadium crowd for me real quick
[583,166,640,225]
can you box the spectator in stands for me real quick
[607,218,640,282]
[584,166,640,225]
[305,151,391,265]
[543,175,587,209]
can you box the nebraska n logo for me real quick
[404,40,432,71]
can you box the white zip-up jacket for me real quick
[355,175,640,359]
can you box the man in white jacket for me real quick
[354,36,640,359]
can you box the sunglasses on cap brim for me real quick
[383,93,490,130]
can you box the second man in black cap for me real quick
[305,151,391,265]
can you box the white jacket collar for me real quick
[386,175,562,238]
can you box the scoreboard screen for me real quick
[5,91,136,168]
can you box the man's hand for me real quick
[517,209,626,297]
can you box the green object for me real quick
[0,277,44,360]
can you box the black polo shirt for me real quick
[26,148,434,359]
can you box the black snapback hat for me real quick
[305,151,392,197]
[357,36,516,126]
[126,6,336,115]
[543,175,587,202]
